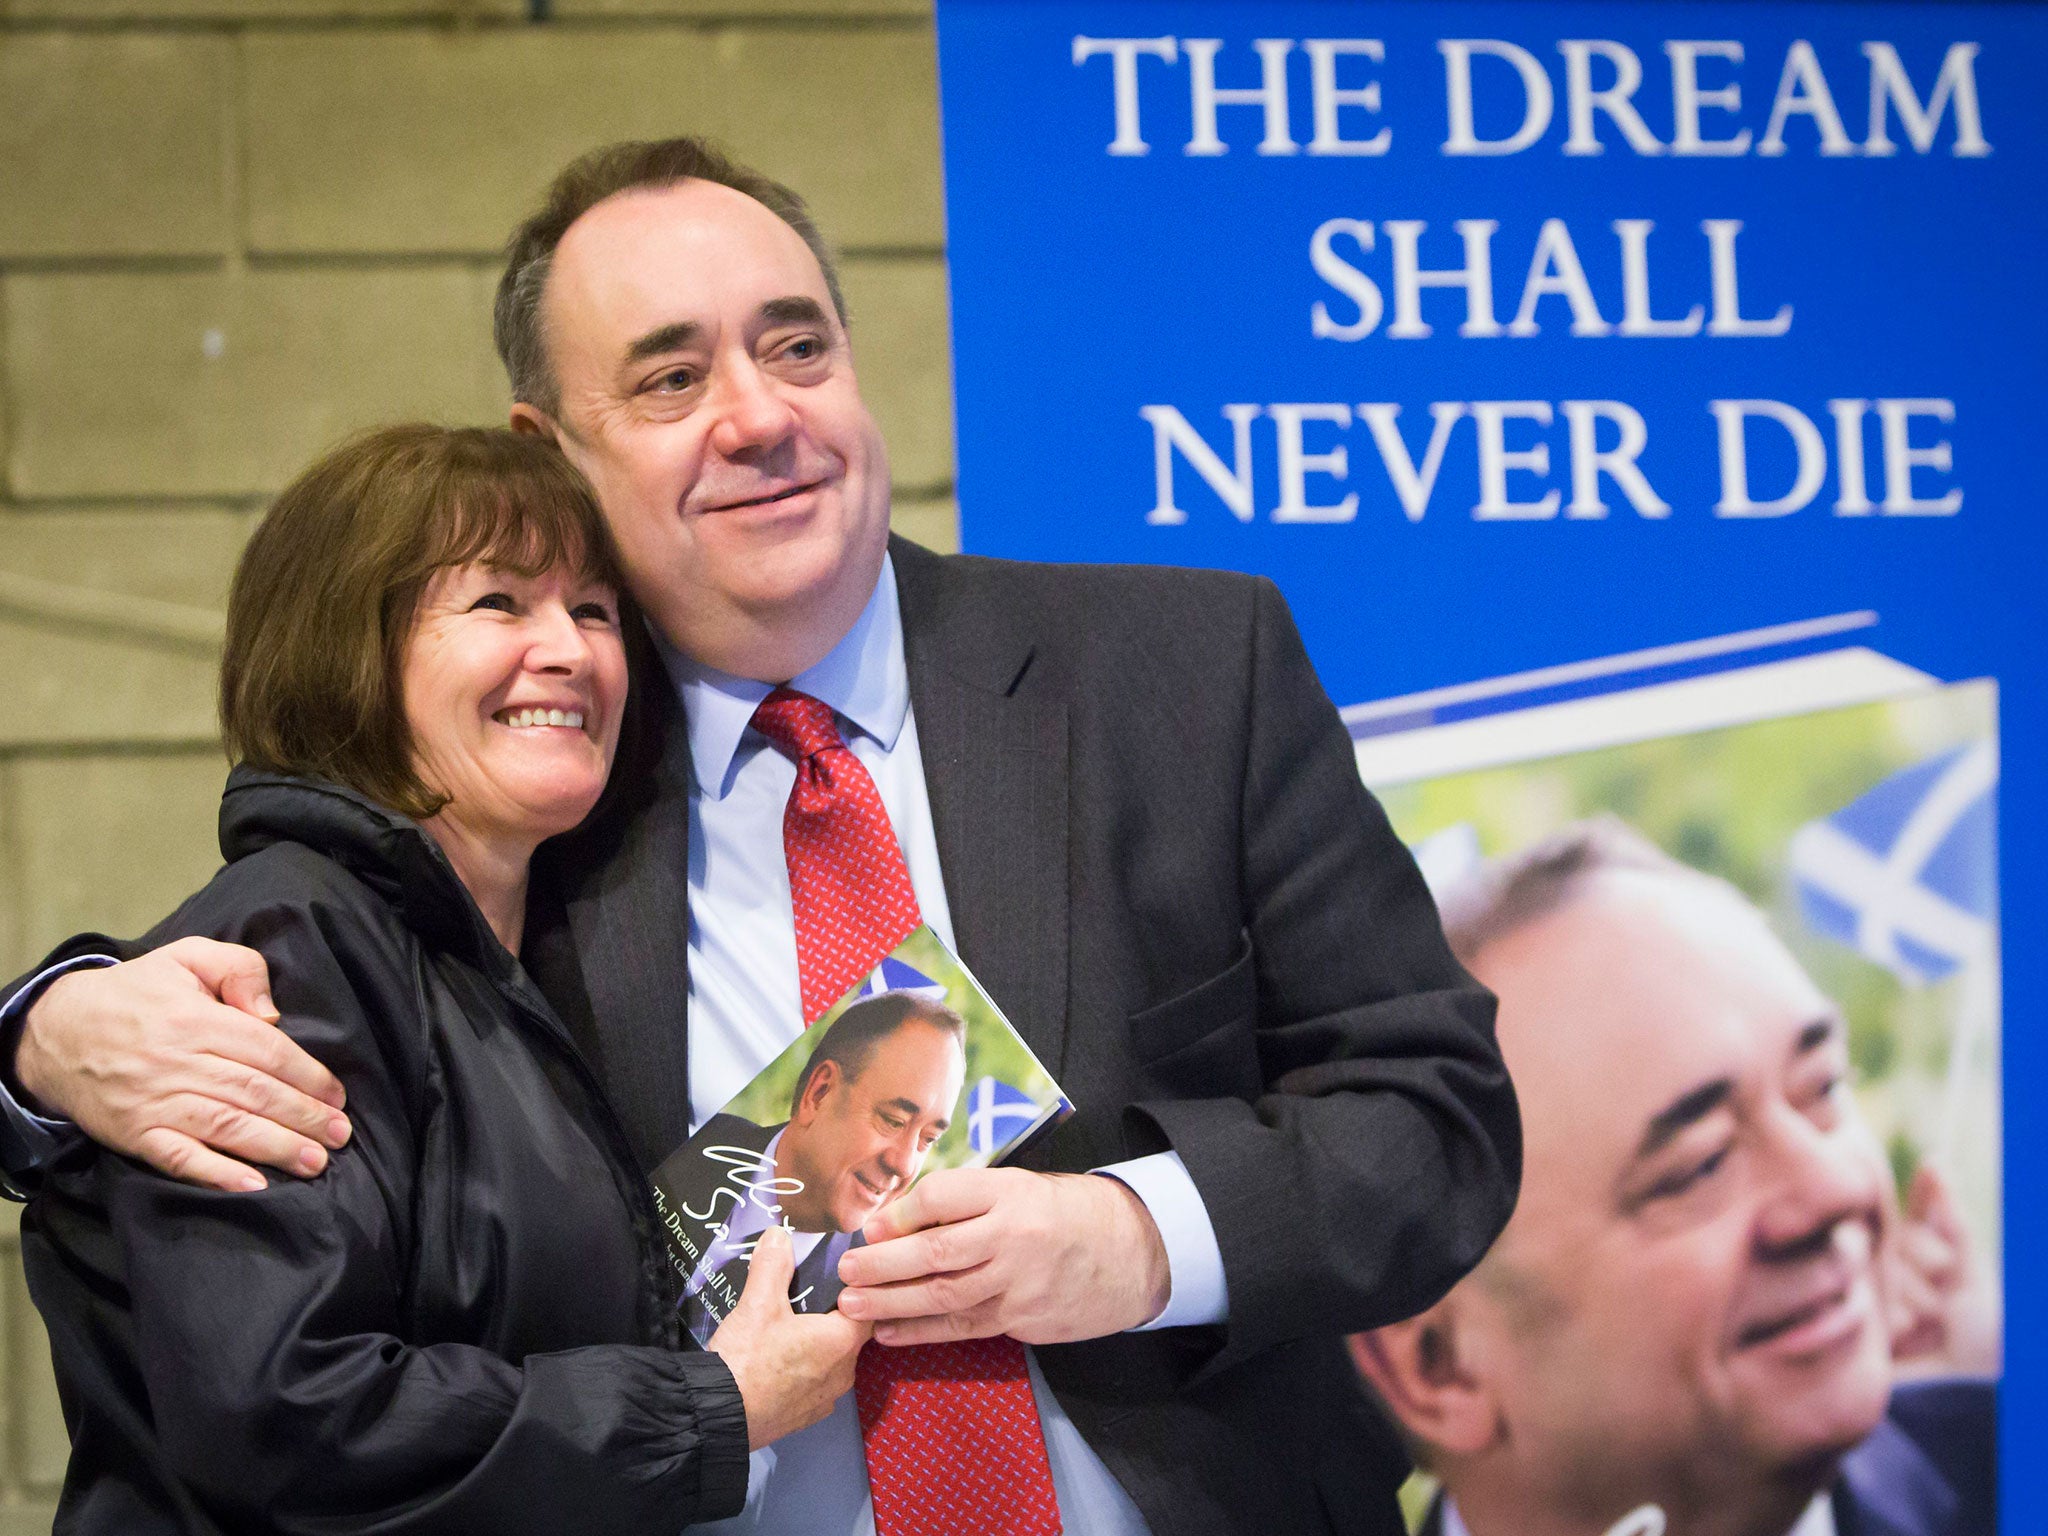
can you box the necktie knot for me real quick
[751,687,845,765]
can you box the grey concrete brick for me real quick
[11,752,227,967]
[0,621,219,752]
[0,507,252,612]
[0,764,17,1031]
[5,1260,64,1494]
[14,0,515,16]
[557,0,925,14]
[5,267,507,499]
[0,509,245,750]
[0,1504,60,1536]
[842,256,952,493]
[240,26,941,257]
[0,34,228,261]
[888,491,955,554]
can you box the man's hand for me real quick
[835,1168,1171,1346]
[708,1226,872,1449]
[15,938,350,1193]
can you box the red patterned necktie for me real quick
[749,688,1062,1536]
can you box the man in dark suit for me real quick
[4,138,1520,1534]
[1352,822,1994,1536]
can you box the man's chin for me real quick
[1739,1350,1893,1469]
[829,1190,889,1235]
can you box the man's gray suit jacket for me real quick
[523,536,1522,1536]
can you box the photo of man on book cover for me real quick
[681,993,967,1330]
[654,925,1070,1348]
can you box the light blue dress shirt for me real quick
[662,555,1228,1535]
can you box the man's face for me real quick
[778,1020,965,1234]
[1464,870,1894,1514]
[529,178,892,679]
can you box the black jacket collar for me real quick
[218,767,513,979]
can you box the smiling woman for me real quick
[17,425,767,1534]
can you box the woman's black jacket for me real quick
[20,769,749,1534]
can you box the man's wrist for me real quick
[1092,1149,1231,1330]
[1,955,117,1122]
[1089,1171,1172,1327]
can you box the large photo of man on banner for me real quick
[1355,684,1999,1536]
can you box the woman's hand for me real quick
[707,1226,871,1449]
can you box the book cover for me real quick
[651,923,1072,1347]
[1378,677,2003,1341]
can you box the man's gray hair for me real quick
[1435,815,1709,964]
[493,136,849,418]
[790,992,966,1114]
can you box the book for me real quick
[651,923,1072,1347]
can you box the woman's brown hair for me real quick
[220,424,626,820]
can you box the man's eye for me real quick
[648,366,697,393]
[1806,1073,1848,1126]
[1646,1145,1730,1202]
[786,337,821,359]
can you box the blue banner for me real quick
[938,1,2041,1527]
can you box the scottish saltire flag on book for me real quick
[851,954,951,1002]
[1789,742,1998,985]
[966,1076,1066,1158]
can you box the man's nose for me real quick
[875,1130,918,1181]
[706,355,799,456]
[1754,1108,1884,1258]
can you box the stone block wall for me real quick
[0,2,953,1521]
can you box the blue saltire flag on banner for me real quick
[967,1077,1048,1158]
[851,955,949,1002]
[1788,742,1998,985]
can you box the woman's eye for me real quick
[470,592,516,614]
[572,601,615,626]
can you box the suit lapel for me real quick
[538,643,697,1172]
[893,538,1072,1078]
[1833,1410,1956,1536]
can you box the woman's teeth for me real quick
[498,708,584,729]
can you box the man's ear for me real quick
[1348,1300,1502,1460]
[793,1060,841,1126]
[509,401,558,440]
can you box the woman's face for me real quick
[401,559,628,852]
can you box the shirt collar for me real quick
[653,553,909,801]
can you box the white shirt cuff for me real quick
[0,954,118,1145]
[1092,1150,1229,1329]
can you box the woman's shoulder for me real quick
[149,843,432,1065]
[160,840,416,963]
